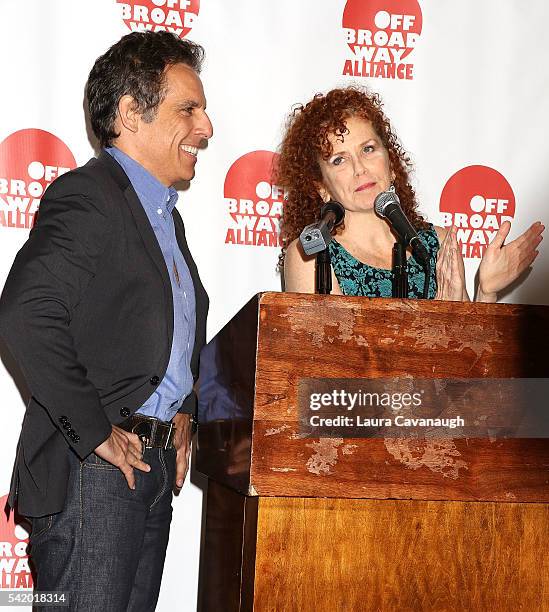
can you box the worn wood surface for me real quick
[197,293,549,501]
[252,496,549,612]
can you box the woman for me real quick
[278,87,543,301]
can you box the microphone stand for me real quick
[299,200,345,295]
[315,248,332,295]
[392,240,408,298]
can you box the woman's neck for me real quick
[337,208,396,252]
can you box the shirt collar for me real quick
[105,146,178,213]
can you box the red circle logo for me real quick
[117,0,200,38]
[224,151,284,248]
[439,165,516,259]
[0,129,76,230]
[342,0,422,80]
[0,495,32,589]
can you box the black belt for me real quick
[119,414,176,450]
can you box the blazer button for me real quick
[59,416,68,424]
[63,423,72,430]
[150,376,160,386]
[120,407,130,418]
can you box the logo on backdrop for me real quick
[341,0,422,80]
[439,165,516,259]
[0,495,32,588]
[0,129,76,230]
[117,0,199,38]
[224,151,284,248]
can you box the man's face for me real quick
[134,63,212,186]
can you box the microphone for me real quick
[374,190,429,266]
[299,200,345,256]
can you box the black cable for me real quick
[422,261,431,299]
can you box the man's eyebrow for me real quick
[177,99,201,109]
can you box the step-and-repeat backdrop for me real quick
[1,1,548,609]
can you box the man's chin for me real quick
[179,166,196,182]
[173,172,194,190]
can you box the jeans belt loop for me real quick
[150,418,158,446]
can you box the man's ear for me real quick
[117,95,140,134]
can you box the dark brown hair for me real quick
[275,86,427,259]
[87,31,204,147]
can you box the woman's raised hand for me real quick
[435,226,467,301]
[476,221,544,302]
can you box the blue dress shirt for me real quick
[106,147,195,422]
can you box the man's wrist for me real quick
[174,411,197,434]
[475,286,498,303]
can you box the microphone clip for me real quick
[299,200,345,256]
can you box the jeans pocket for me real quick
[29,514,54,541]
[84,453,120,470]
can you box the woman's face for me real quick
[317,115,394,213]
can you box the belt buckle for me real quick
[164,422,174,451]
[132,419,153,449]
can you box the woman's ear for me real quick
[316,184,331,203]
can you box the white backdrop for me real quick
[0,0,548,609]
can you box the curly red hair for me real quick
[275,86,428,260]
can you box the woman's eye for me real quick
[331,156,344,166]
[363,145,374,153]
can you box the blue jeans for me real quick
[29,447,176,611]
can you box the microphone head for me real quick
[320,200,345,227]
[374,189,401,218]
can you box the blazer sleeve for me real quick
[0,174,113,459]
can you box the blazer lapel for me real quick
[98,151,172,289]
[97,151,174,342]
[122,184,172,287]
[98,150,206,375]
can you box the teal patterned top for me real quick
[328,225,439,298]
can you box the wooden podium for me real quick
[196,293,549,611]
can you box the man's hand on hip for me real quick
[94,426,151,489]
[172,413,192,490]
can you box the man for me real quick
[0,31,212,609]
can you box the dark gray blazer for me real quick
[0,151,208,517]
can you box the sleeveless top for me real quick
[328,224,439,298]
